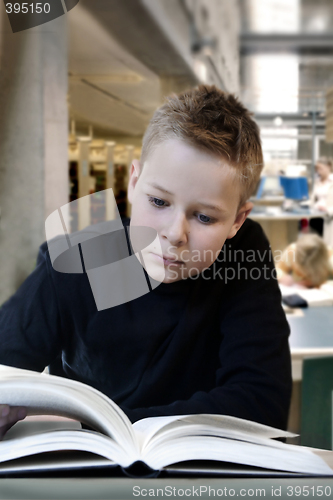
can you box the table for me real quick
[1,477,333,499]
[287,306,333,434]
[250,208,324,253]
[288,307,333,382]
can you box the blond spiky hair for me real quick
[141,85,264,205]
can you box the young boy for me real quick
[0,85,292,438]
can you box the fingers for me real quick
[0,405,27,439]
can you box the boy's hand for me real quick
[0,405,27,439]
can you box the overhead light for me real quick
[69,74,144,84]
[273,116,283,127]
[193,59,208,83]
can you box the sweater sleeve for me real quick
[122,223,292,430]
[0,244,63,371]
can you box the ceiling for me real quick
[68,0,333,141]
[68,3,160,137]
[67,0,197,139]
[239,0,333,119]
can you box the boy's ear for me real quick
[226,201,253,239]
[127,159,142,204]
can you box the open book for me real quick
[0,365,332,477]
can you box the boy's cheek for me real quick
[131,201,156,227]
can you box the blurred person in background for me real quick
[276,233,333,288]
[310,157,333,236]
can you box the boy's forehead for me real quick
[139,139,242,208]
[142,138,233,174]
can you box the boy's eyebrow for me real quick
[198,202,227,213]
[147,182,227,213]
[148,182,173,195]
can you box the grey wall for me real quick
[0,8,68,304]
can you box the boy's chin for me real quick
[161,268,200,284]
[157,268,185,284]
[141,254,205,283]
[161,276,183,284]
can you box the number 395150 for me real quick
[5,3,51,14]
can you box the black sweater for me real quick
[0,218,292,428]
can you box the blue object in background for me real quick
[279,176,309,200]
[256,177,266,199]
[254,176,283,199]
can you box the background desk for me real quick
[288,307,333,382]
[287,306,333,433]
[250,209,324,253]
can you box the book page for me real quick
[0,365,137,452]
[4,417,82,440]
[133,414,295,450]
[0,428,134,468]
[165,460,306,477]
[142,435,333,475]
[0,452,115,475]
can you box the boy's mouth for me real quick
[150,253,184,266]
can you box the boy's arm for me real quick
[121,227,292,430]
[122,282,291,429]
[0,244,63,438]
[0,243,63,371]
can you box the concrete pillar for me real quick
[0,6,68,304]
[44,16,69,221]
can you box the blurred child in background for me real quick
[276,233,333,288]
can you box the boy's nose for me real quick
[161,214,189,247]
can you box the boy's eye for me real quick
[197,213,213,224]
[148,196,167,208]
[147,196,214,224]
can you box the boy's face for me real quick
[128,139,253,284]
